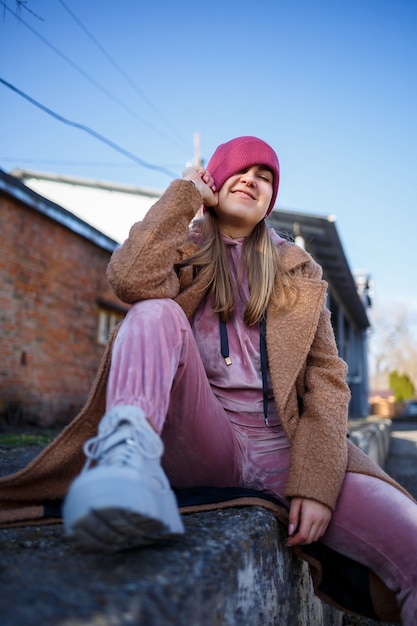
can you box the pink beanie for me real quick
[206,136,280,217]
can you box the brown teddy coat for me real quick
[0,180,410,622]
[106,179,409,510]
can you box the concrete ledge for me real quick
[0,507,345,625]
[0,421,397,625]
[348,417,392,469]
[0,505,398,626]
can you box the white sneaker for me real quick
[63,405,184,552]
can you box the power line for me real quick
[57,0,189,152]
[0,0,189,153]
[14,0,44,21]
[0,77,178,178]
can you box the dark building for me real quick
[268,210,371,418]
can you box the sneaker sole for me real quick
[63,468,184,553]
[68,507,182,553]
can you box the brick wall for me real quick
[0,194,126,426]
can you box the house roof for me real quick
[0,168,119,253]
[9,169,162,243]
[268,209,370,330]
[9,168,162,198]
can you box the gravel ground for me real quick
[0,444,43,477]
[0,421,416,626]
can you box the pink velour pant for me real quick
[106,299,417,624]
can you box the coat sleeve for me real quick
[284,261,351,510]
[106,180,203,303]
[285,307,350,509]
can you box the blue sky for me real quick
[1,0,416,316]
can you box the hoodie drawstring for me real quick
[219,313,269,426]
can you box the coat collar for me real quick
[279,241,313,272]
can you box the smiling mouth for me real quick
[233,189,255,200]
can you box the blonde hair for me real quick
[177,212,297,325]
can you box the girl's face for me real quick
[215,165,274,238]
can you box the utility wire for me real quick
[57,0,189,152]
[0,77,178,178]
[0,0,188,153]
[14,0,44,21]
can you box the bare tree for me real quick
[369,300,417,392]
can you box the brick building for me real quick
[0,169,127,426]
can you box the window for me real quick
[97,308,125,345]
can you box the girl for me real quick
[2,137,416,623]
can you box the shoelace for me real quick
[82,416,163,471]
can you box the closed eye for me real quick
[257,167,273,183]
[259,173,273,183]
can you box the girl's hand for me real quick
[182,166,218,207]
[286,497,332,547]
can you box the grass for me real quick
[0,431,58,447]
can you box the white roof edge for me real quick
[9,168,164,198]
